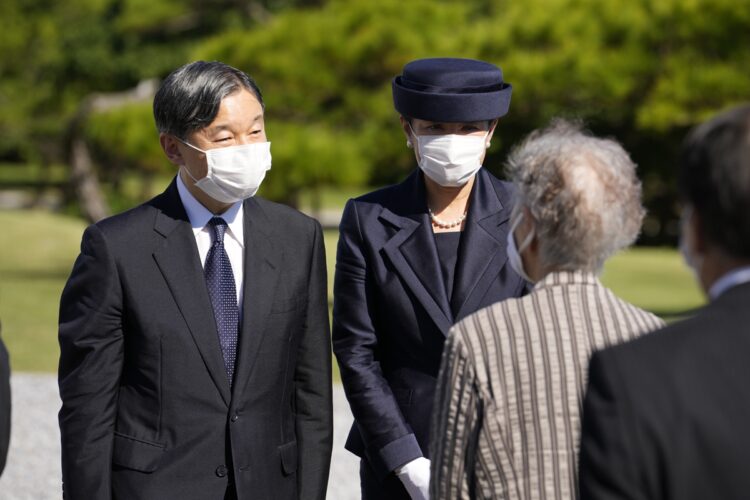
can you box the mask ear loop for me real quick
[181,165,200,183]
[176,136,209,183]
[406,122,419,150]
[406,122,425,166]
[679,205,703,276]
[511,211,536,255]
[176,136,207,154]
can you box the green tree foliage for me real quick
[260,120,368,204]
[85,102,169,188]
[0,0,323,209]
[1,0,748,240]
[196,0,475,190]
[470,0,750,241]
[197,0,749,240]
[0,0,319,161]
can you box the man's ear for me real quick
[159,133,184,166]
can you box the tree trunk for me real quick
[65,78,159,223]
[70,138,109,222]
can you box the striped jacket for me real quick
[430,271,665,499]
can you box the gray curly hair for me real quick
[505,119,645,272]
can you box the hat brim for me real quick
[392,77,512,122]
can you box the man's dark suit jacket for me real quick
[332,168,526,490]
[579,281,750,500]
[0,333,9,476]
[58,179,332,500]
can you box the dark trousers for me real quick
[0,336,9,476]
[359,459,410,500]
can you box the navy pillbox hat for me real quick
[392,57,512,122]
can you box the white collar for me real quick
[708,265,750,301]
[176,173,244,247]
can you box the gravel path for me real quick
[0,374,359,500]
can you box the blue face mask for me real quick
[507,211,535,284]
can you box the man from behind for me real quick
[579,103,750,499]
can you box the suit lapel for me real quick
[452,169,514,321]
[380,172,454,335]
[231,198,281,400]
[151,182,231,406]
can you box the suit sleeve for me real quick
[332,200,423,480]
[294,219,333,500]
[58,224,124,500]
[579,350,646,500]
[430,328,481,500]
[0,334,10,476]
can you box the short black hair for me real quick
[679,103,750,257]
[153,61,264,139]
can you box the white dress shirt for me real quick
[176,173,244,306]
[709,265,750,301]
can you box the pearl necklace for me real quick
[428,208,467,229]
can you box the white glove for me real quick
[395,457,431,500]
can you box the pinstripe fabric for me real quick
[430,271,665,500]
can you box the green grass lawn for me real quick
[298,186,370,213]
[0,209,705,373]
[600,247,705,319]
[0,210,87,372]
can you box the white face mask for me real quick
[410,125,488,187]
[181,139,272,203]
[507,211,535,283]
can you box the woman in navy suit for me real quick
[332,58,528,499]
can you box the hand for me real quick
[395,457,431,500]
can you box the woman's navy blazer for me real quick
[332,168,527,480]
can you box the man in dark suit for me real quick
[579,103,750,500]
[0,321,10,476]
[333,58,527,499]
[58,61,332,500]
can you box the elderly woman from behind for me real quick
[429,120,665,499]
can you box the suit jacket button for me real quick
[216,465,229,477]
[231,414,239,422]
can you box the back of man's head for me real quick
[680,104,750,258]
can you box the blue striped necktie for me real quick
[204,217,239,386]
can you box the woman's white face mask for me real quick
[409,124,488,187]
[180,139,272,204]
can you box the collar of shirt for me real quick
[708,265,750,301]
[176,173,244,249]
